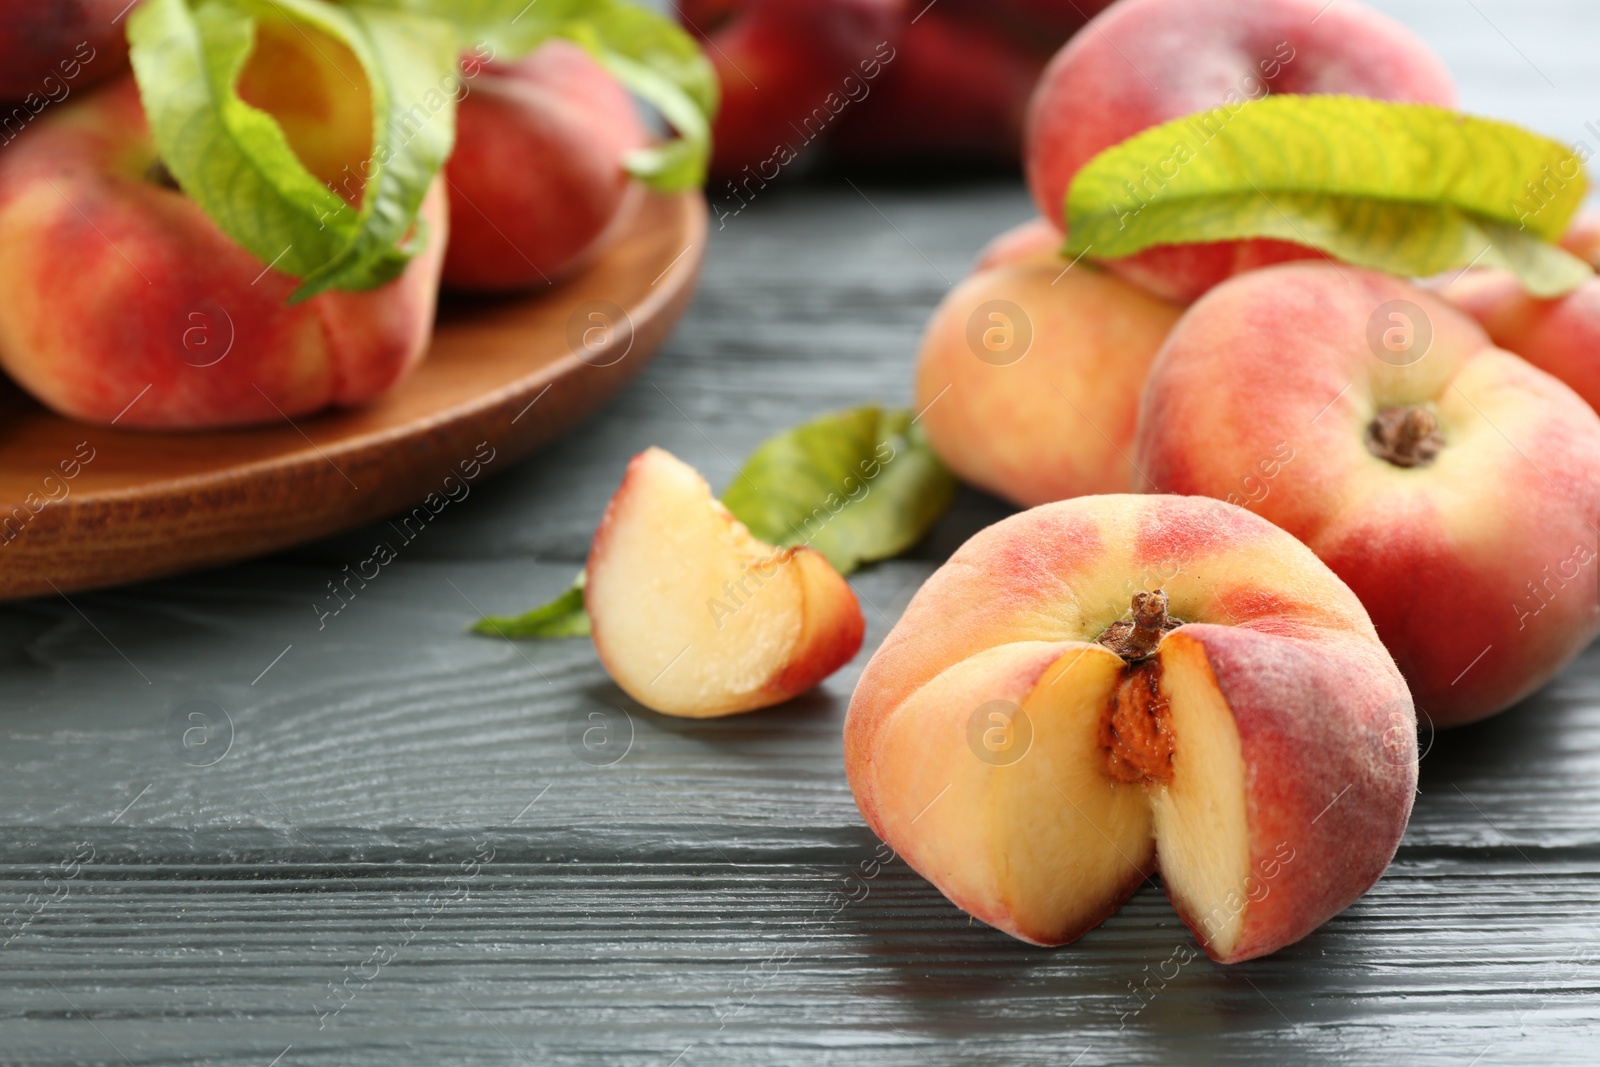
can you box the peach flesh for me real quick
[870,623,1262,955]
[586,448,865,718]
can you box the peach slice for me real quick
[587,447,865,717]
[846,494,1414,962]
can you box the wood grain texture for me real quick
[3,1,1600,1063]
[0,192,705,602]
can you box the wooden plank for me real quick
[1,849,1597,1064]
[4,558,1600,1063]
[4,559,1600,852]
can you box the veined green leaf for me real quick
[722,406,956,576]
[557,0,717,191]
[281,0,458,298]
[473,573,591,638]
[129,0,355,285]
[473,407,955,640]
[351,0,717,190]
[129,0,458,301]
[1065,95,1593,297]
[334,0,594,47]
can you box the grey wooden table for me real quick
[4,3,1599,1063]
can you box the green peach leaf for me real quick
[557,0,717,190]
[286,0,458,298]
[128,0,458,301]
[721,406,957,576]
[349,0,717,190]
[129,0,356,284]
[1064,95,1593,297]
[473,573,591,639]
[334,0,593,46]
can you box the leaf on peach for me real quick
[721,406,956,576]
[1064,95,1594,297]
[354,0,718,190]
[129,0,458,301]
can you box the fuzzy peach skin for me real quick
[685,0,904,181]
[1440,214,1600,414]
[442,40,650,292]
[587,448,865,718]
[827,10,1046,166]
[940,0,1115,40]
[973,216,1063,272]
[0,0,129,103]
[1560,214,1600,264]
[0,80,446,430]
[845,494,1414,963]
[1023,0,1457,304]
[914,256,1182,505]
[1137,263,1600,726]
[690,0,1110,171]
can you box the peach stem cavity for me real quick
[1097,591,1179,785]
[1366,405,1443,468]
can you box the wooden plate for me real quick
[0,191,706,600]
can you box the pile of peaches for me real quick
[581,0,1600,965]
[0,0,675,430]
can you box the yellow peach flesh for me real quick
[586,448,864,718]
